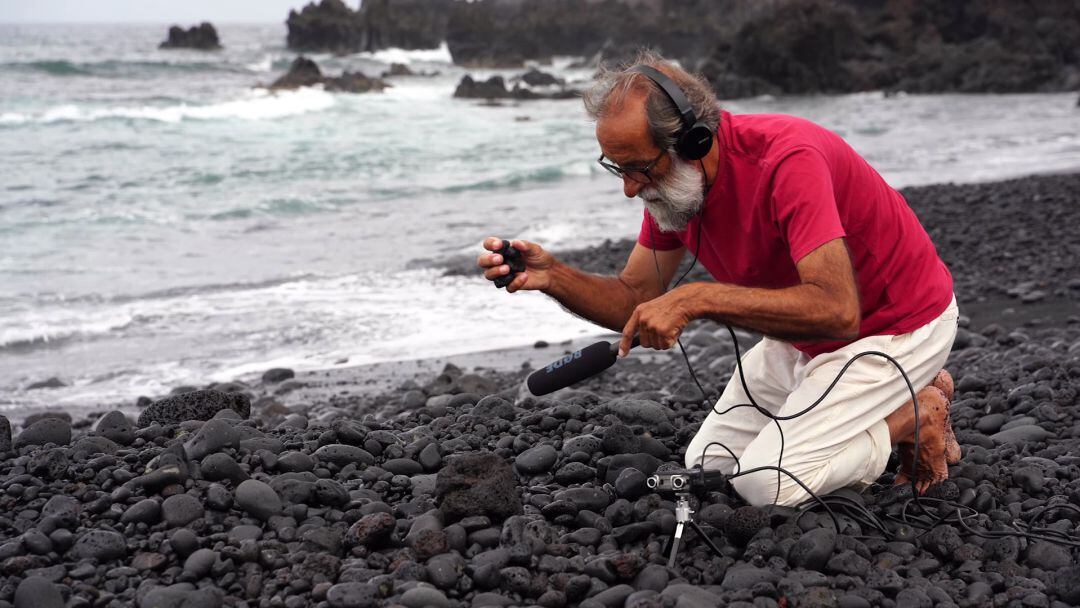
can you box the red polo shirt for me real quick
[638,110,954,357]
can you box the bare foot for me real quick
[891,382,956,493]
[932,369,961,465]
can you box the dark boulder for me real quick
[520,68,561,87]
[159,22,222,50]
[452,73,584,101]
[436,451,522,522]
[137,389,250,427]
[269,56,388,94]
[26,377,66,390]
[262,368,295,383]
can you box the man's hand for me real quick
[477,237,556,293]
[619,285,698,357]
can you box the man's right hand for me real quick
[477,237,556,293]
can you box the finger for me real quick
[619,310,639,358]
[510,239,536,258]
[476,253,503,268]
[483,237,503,251]
[484,265,510,281]
[641,324,658,351]
[505,272,528,293]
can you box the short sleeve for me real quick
[770,148,847,264]
[636,209,684,251]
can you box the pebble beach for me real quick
[0,171,1078,607]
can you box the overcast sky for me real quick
[0,0,338,23]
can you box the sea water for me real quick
[2,23,1080,417]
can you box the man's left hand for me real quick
[619,285,697,357]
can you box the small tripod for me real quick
[647,471,728,567]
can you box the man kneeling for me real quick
[478,51,960,507]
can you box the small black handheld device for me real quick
[492,239,526,289]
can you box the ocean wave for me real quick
[9,273,323,309]
[0,273,330,352]
[0,58,257,78]
[440,162,593,193]
[1,88,336,125]
[361,42,453,65]
[0,308,136,351]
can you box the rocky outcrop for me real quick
[699,0,1080,96]
[285,0,735,66]
[159,23,222,50]
[453,74,577,101]
[267,57,388,94]
[444,0,736,68]
[281,0,1080,97]
[286,0,452,53]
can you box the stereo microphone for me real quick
[525,336,640,396]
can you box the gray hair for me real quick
[582,49,721,151]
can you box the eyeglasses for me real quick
[597,150,665,185]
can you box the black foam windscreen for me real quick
[526,337,639,396]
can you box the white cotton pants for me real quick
[684,297,959,507]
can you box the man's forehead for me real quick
[595,90,656,164]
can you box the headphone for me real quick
[629,65,713,161]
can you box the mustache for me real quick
[636,155,704,232]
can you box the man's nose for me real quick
[623,176,644,198]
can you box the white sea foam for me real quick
[362,41,453,65]
[245,54,273,73]
[0,306,136,348]
[19,88,336,125]
[0,112,27,124]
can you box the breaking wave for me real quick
[0,88,336,125]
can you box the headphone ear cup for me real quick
[677,123,713,160]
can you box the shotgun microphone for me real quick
[525,336,640,396]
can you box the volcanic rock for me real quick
[436,451,521,522]
[515,444,557,474]
[789,527,836,570]
[269,56,388,94]
[236,479,282,520]
[345,512,396,548]
[183,419,239,461]
[26,377,65,390]
[262,367,295,383]
[137,389,249,426]
[14,417,71,448]
[161,493,205,528]
[14,576,63,608]
[71,529,126,561]
[159,23,222,50]
[93,410,134,445]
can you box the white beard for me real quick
[639,154,705,232]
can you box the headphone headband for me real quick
[629,65,697,131]
[627,64,713,161]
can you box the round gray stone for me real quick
[121,498,162,525]
[14,576,63,608]
[183,548,217,579]
[400,586,450,608]
[94,410,134,445]
[72,529,126,561]
[515,444,557,475]
[326,582,378,608]
[15,417,71,449]
[236,479,282,520]
[161,493,205,527]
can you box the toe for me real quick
[933,369,954,402]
